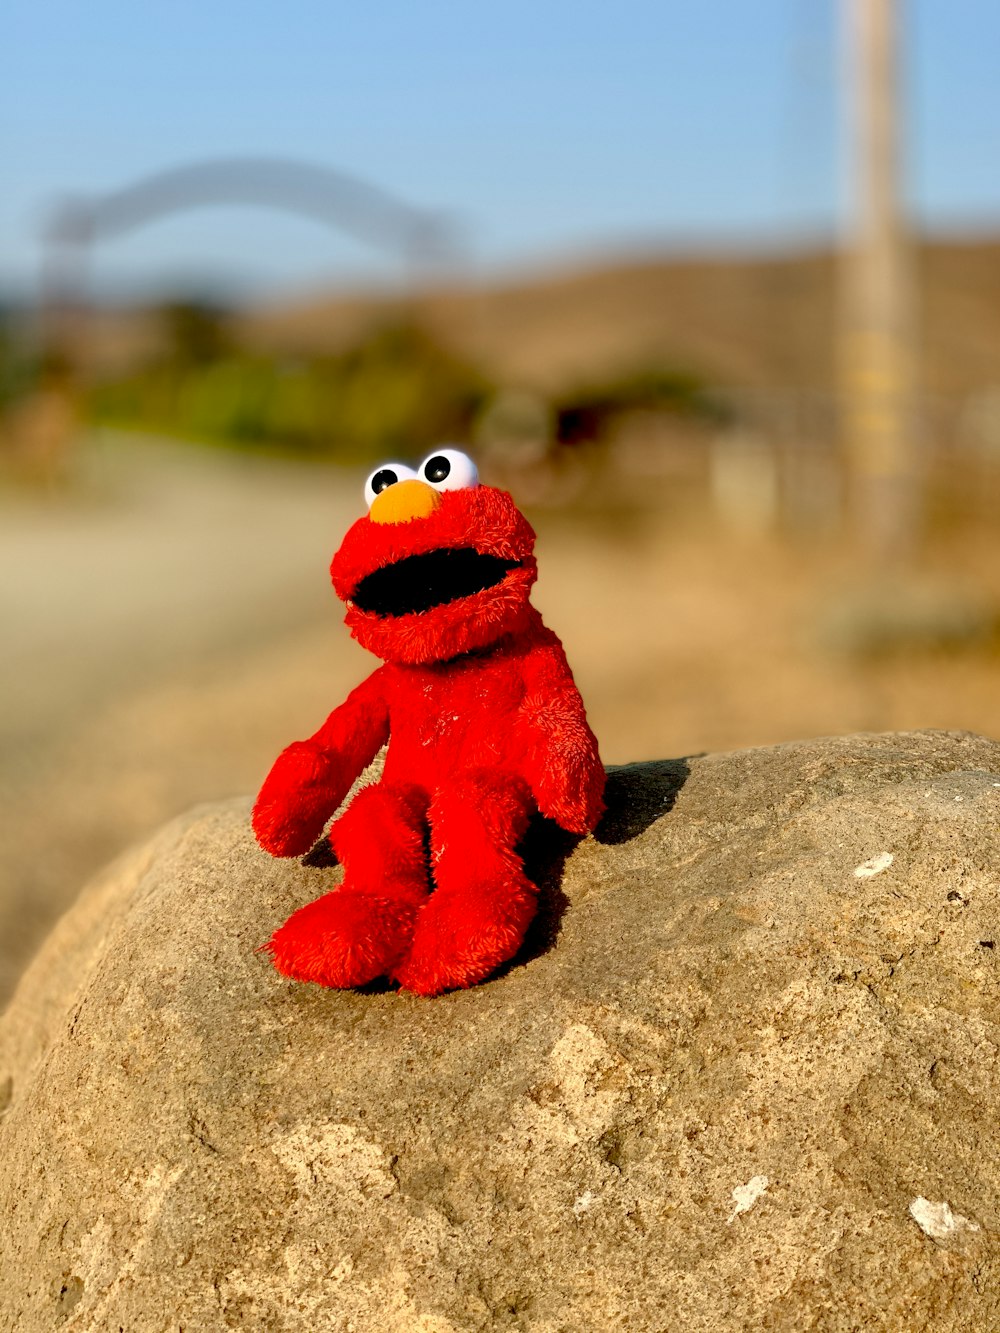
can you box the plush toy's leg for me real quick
[266,782,429,988]
[393,770,537,996]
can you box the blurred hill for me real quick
[71,236,1000,401]
[224,236,1000,397]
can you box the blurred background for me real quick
[2,0,999,999]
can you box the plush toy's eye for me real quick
[419,448,479,493]
[364,462,418,508]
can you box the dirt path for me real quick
[0,433,362,998]
[1,433,359,765]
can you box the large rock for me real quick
[2,731,1000,1331]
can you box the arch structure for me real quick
[40,156,460,314]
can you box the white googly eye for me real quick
[364,462,418,509]
[418,447,479,493]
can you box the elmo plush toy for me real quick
[253,447,604,995]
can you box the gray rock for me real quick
[2,730,1000,1332]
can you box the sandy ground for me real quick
[3,431,999,1003]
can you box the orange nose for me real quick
[369,479,442,525]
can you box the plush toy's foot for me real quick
[393,769,537,996]
[266,779,430,989]
[392,870,538,996]
[267,882,426,989]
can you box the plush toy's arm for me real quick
[252,670,390,857]
[515,635,605,835]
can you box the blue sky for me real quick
[3,1,999,299]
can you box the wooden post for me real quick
[840,0,919,564]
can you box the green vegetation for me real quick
[0,315,41,415]
[85,303,722,466]
[88,305,493,465]
[2,296,722,477]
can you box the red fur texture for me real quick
[253,480,604,995]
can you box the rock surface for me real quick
[2,730,1000,1331]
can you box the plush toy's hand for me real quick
[522,693,605,834]
[535,757,605,836]
[253,671,390,858]
[515,633,605,836]
[253,741,340,857]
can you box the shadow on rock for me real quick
[507,818,581,972]
[301,836,338,870]
[503,757,692,977]
[595,757,692,845]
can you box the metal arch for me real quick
[42,156,459,265]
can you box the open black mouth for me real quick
[351,547,520,618]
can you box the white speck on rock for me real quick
[854,852,894,878]
[726,1174,769,1224]
[573,1190,596,1218]
[908,1196,980,1242]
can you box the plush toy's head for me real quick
[331,448,538,665]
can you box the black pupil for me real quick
[371,469,398,495]
[423,455,451,483]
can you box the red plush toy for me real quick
[253,447,604,995]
